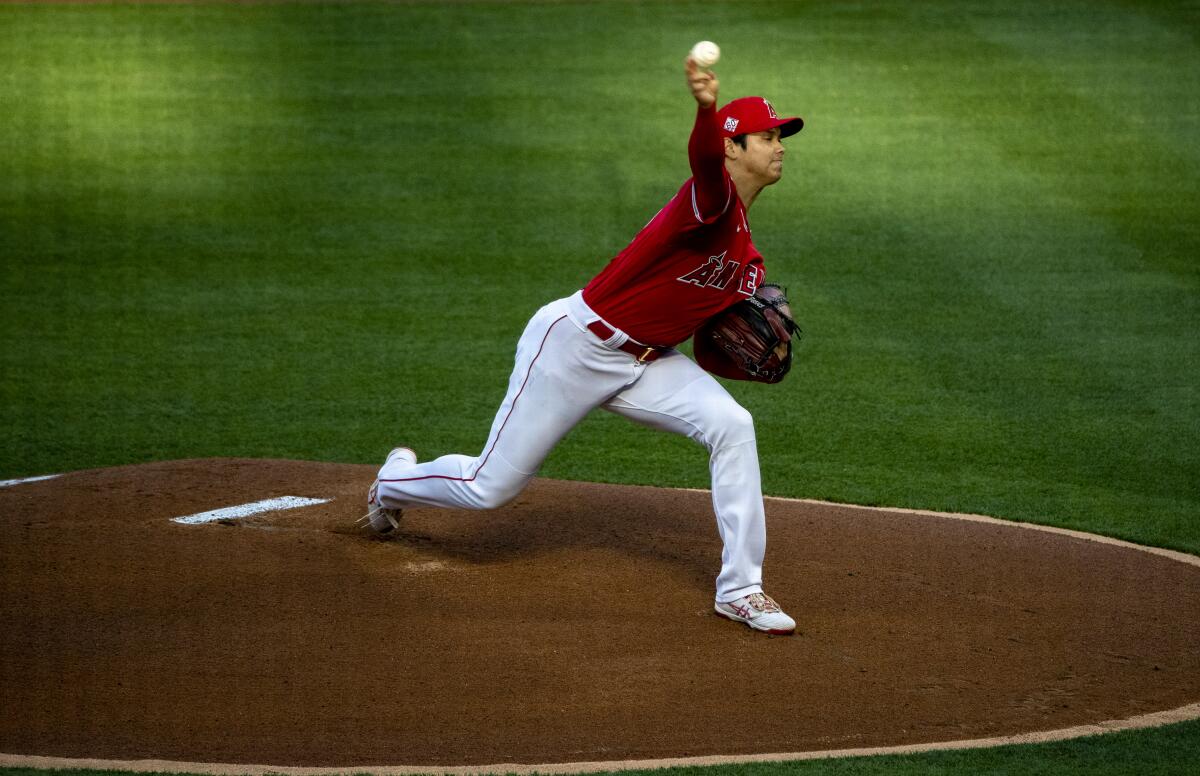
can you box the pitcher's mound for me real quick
[1,458,1199,770]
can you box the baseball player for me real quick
[365,57,802,635]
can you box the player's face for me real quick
[738,128,786,185]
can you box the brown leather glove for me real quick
[693,283,800,384]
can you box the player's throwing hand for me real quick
[685,56,719,108]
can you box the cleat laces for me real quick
[747,593,782,613]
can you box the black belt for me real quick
[586,321,669,363]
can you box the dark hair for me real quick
[731,134,747,150]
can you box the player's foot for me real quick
[714,592,796,635]
[358,447,417,536]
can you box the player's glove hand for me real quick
[693,283,800,384]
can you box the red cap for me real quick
[716,96,804,138]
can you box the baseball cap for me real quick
[717,96,804,138]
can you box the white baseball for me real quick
[689,40,720,69]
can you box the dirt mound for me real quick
[1,459,1198,769]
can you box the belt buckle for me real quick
[637,346,655,363]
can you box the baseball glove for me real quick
[693,283,800,384]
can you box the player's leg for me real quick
[376,299,633,511]
[600,352,767,602]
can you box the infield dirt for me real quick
[2,459,1199,768]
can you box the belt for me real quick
[586,321,669,363]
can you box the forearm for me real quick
[688,103,729,217]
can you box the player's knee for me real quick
[724,403,756,440]
[467,474,527,510]
[702,400,755,449]
[473,488,518,510]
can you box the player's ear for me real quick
[724,137,740,160]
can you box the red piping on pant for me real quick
[380,314,569,485]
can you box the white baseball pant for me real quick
[376,291,768,603]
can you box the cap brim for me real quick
[778,117,804,137]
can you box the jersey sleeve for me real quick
[687,104,733,224]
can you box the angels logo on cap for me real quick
[716,96,803,138]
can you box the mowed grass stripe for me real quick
[776,4,1199,545]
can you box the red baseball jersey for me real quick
[582,104,765,348]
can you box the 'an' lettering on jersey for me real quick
[677,251,743,291]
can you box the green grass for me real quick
[1,1,1198,774]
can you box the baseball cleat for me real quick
[359,447,417,536]
[714,592,796,635]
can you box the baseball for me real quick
[689,40,720,69]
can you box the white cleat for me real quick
[714,592,796,635]
[358,447,417,536]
